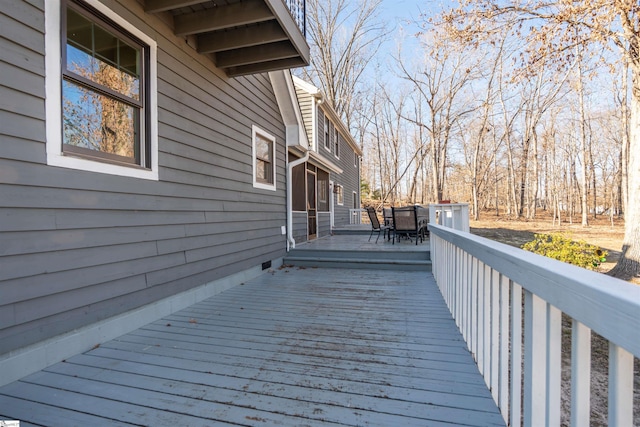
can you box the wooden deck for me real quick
[0,266,504,426]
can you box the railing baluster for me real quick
[477,260,485,373]
[546,304,562,426]
[483,264,492,384]
[470,257,478,357]
[462,252,470,344]
[608,343,634,426]
[523,291,547,427]
[571,319,591,427]
[490,268,500,404]
[511,282,523,427]
[498,274,510,424]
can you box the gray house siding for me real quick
[331,131,361,227]
[317,212,331,237]
[314,111,360,228]
[0,0,287,356]
[292,211,308,244]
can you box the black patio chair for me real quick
[383,207,393,230]
[391,206,422,245]
[366,207,390,243]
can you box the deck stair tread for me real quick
[284,235,432,271]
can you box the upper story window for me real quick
[354,152,359,167]
[334,127,340,158]
[252,125,276,191]
[45,0,158,180]
[324,116,331,150]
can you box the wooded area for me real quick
[299,0,639,279]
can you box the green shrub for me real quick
[521,233,607,270]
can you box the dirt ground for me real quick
[470,210,629,279]
[469,210,638,426]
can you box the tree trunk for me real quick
[576,52,589,226]
[608,71,640,280]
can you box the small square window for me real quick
[336,184,344,205]
[252,125,276,191]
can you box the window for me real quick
[336,184,344,205]
[354,152,359,167]
[324,116,331,150]
[334,128,340,158]
[252,125,276,191]
[45,0,158,180]
[353,191,358,209]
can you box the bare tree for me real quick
[437,0,640,279]
[397,29,478,202]
[301,0,387,131]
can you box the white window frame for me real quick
[354,152,359,167]
[336,184,344,206]
[45,0,158,180]
[252,125,277,191]
[334,127,340,158]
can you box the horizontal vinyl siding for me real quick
[317,212,331,237]
[0,0,287,355]
[331,130,360,228]
[292,212,307,244]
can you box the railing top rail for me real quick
[429,223,640,357]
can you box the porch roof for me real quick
[145,0,310,77]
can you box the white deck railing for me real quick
[428,203,470,232]
[429,223,640,426]
[349,208,367,225]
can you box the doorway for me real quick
[307,170,317,239]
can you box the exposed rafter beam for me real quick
[215,41,298,68]
[198,21,287,53]
[144,0,206,14]
[174,0,273,36]
[226,57,307,77]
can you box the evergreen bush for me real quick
[521,233,607,271]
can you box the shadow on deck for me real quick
[0,234,505,426]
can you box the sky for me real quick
[367,1,448,76]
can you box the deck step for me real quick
[283,256,432,271]
[284,248,431,271]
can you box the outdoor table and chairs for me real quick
[367,205,429,244]
[392,206,425,245]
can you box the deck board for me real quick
[0,267,505,426]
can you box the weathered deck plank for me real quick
[0,267,505,426]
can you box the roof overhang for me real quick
[309,151,343,174]
[144,0,310,77]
